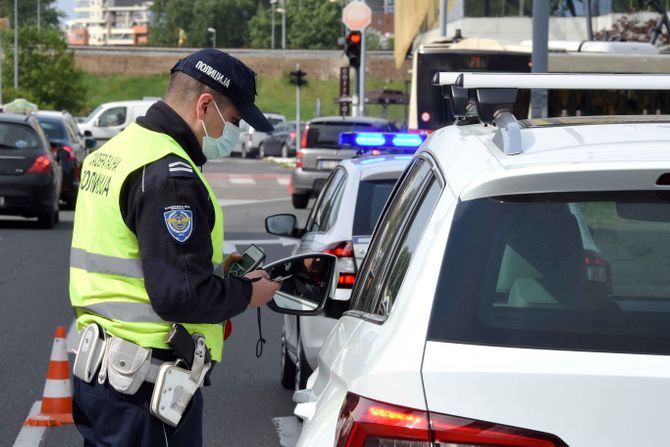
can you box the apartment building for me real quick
[70,0,151,46]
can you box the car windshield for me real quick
[83,105,103,123]
[306,122,378,148]
[37,118,65,141]
[0,123,40,150]
[268,117,284,126]
[429,191,670,356]
[353,179,397,235]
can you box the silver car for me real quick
[290,116,398,209]
[266,154,410,389]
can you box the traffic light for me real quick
[345,31,361,69]
[289,69,307,86]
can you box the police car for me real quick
[265,134,422,390]
[268,73,670,446]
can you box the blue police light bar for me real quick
[339,132,427,151]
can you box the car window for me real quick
[37,118,65,140]
[375,179,442,317]
[99,107,127,127]
[351,158,434,313]
[65,121,80,144]
[352,179,397,235]
[429,191,670,356]
[305,122,376,148]
[0,123,40,150]
[305,168,347,233]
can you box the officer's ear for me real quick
[195,93,215,121]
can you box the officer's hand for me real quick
[223,252,242,275]
[245,270,280,308]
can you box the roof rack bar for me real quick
[436,72,670,90]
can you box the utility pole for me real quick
[37,0,41,31]
[438,0,447,38]
[359,27,366,116]
[271,0,276,49]
[530,0,549,118]
[14,0,18,91]
[281,0,286,49]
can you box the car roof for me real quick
[339,154,412,179]
[307,115,392,125]
[422,114,670,200]
[99,100,157,107]
[0,112,39,125]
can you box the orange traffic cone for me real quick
[24,326,74,426]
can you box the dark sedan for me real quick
[259,121,305,158]
[37,111,95,208]
[0,113,62,228]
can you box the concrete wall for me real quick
[72,48,412,81]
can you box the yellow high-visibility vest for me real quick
[70,123,227,361]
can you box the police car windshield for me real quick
[429,191,670,356]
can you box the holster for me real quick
[72,323,106,383]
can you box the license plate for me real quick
[317,160,339,170]
[0,196,4,207]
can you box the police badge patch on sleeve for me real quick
[163,205,194,243]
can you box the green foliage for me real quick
[0,0,62,28]
[249,0,341,49]
[1,26,86,113]
[80,73,169,114]
[149,0,257,48]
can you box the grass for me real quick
[81,73,408,125]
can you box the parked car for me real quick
[268,74,670,446]
[290,116,398,209]
[259,121,305,158]
[36,111,96,208]
[234,113,286,158]
[266,153,411,389]
[78,99,158,147]
[0,113,62,228]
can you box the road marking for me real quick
[277,177,290,186]
[223,238,297,254]
[273,416,301,447]
[228,176,255,185]
[12,401,47,447]
[218,197,290,207]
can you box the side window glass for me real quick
[99,107,127,127]
[352,159,432,313]
[66,122,79,144]
[306,169,346,233]
[375,178,442,317]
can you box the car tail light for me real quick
[61,145,76,161]
[336,392,567,447]
[289,131,296,141]
[300,126,309,148]
[296,150,304,168]
[584,250,612,286]
[323,241,356,289]
[27,155,52,174]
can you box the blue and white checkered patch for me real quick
[163,205,193,243]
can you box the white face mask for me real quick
[201,101,240,160]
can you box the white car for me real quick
[265,153,412,389]
[233,113,286,158]
[78,99,158,147]
[268,73,670,446]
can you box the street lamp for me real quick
[277,0,286,49]
[207,27,216,48]
[270,0,277,49]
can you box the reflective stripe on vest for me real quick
[70,247,143,279]
[75,302,164,323]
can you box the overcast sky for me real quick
[57,0,74,21]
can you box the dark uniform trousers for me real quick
[73,375,203,447]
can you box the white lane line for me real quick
[218,197,290,207]
[273,416,301,447]
[12,401,47,447]
[223,238,297,254]
[228,177,255,185]
[277,177,290,186]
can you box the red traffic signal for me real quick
[345,31,361,69]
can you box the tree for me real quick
[287,0,340,49]
[594,14,670,51]
[149,0,257,48]
[2,26,86,112]
[0,0,62,28]
[248,2,273,48]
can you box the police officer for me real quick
[69,49,281,446]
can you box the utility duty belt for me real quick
[73,323,212,427]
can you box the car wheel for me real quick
[295,336,312,391]
[37,209,58,229]
[280,327,297,390]
[281,144,289,158]
[292,193,309,209]
[259,143,266,158]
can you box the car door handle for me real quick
[292,389,316,404]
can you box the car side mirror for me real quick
[49,142,62,161]
[85,137,97,150]
[264,253,338,316]
[265,214,299,237]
